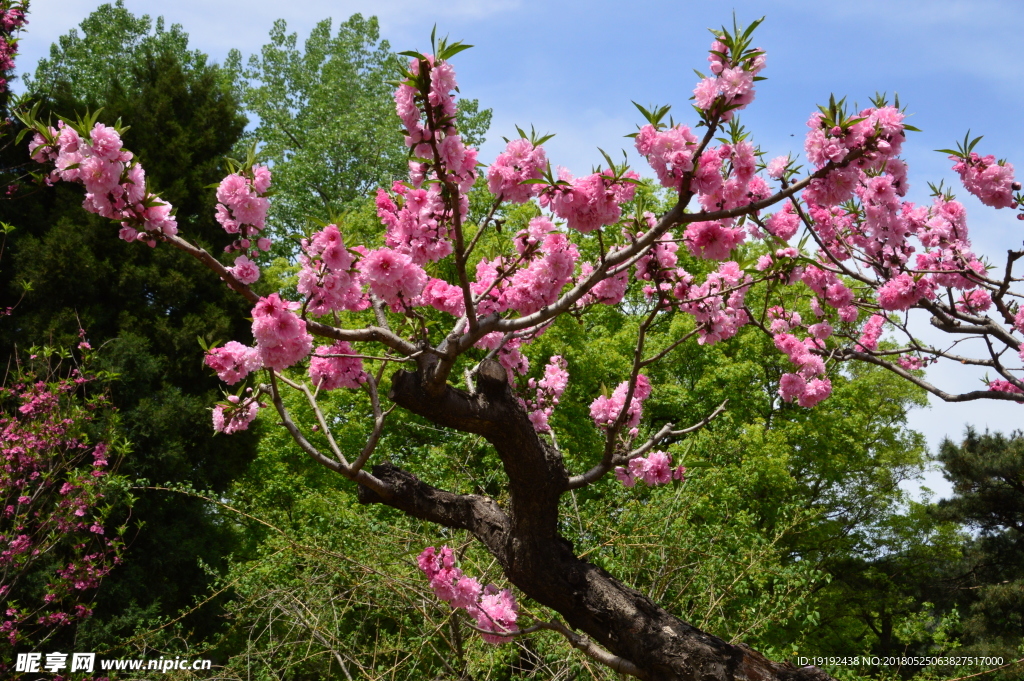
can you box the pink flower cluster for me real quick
[767,306,802,334]
[357,247,428,312]
[212,394,260,434]
[417,546,518,644]
[215,166,272,282]
[691,141,771,214]
[988,380,1023,395]
[251,293,313,371]
[684,219,747,260]
[540,168,639,233]
[487,137,547,203]
[205,341,261,385]
[29,121,176,245]
[615,450,686,488]
[952,152,1018,209]
[765,202,801,241]
[297,224,368,316]
[802,106,906,211]
[634,124,699,189]
[876,273,935,312]
[395,56,477,194]
[766,156,789,180]
[420,277,467,317]
[955,288,992,315]
[590,375,651,435]
[578,261,630,306]
[377,181,453,265]
[635,230,681,299]
[472,217,579,318]
[693,38,765,121]
[675,261,750,345]
[856,314,886,352]
[800,265,856,318]
[773,333,832,407]
[524,356,569,432]
[308,341,367,391]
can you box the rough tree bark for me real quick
[354,357,836,681]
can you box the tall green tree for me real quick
[934,429,1024,662]
[25,0,207,102]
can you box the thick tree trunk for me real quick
[355,360,835,681]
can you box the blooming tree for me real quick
[20,17,1024,681]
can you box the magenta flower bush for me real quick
[0,352,124,668]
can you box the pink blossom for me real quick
[417,546,519,645]
[590,375,651,430]
[628,450,674,485]
[474,587,519,644]
[525,356,570,432]
[898,355,925,370]
[420,277,467,317]
[87,123,122,161]
[357,247,428,309]
[797,378,832,407]
[952,152,1017,209]
[683,220,746,260]
[541,169,638,233]
[988,380,1023,395]
[205,341,262,385]
[693,77,720,110]
[502,221,579,316]
[955,288,992,315]
[634,124,698,188]
[307,224,353,272]
[213,395,260,434]
[856,314,886,352]
[877,273,929,311]
[308,341,367,391]
[778,373,807,402]
[809,322,833,340]
[487,138,547,203]
[767,156,788,180]
[765,203,800,240]
[229,255,260,285]
[252,165,272,194]
[251,294,313,370]
[838,305,859,323]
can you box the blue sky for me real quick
[20,0,1024,496]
